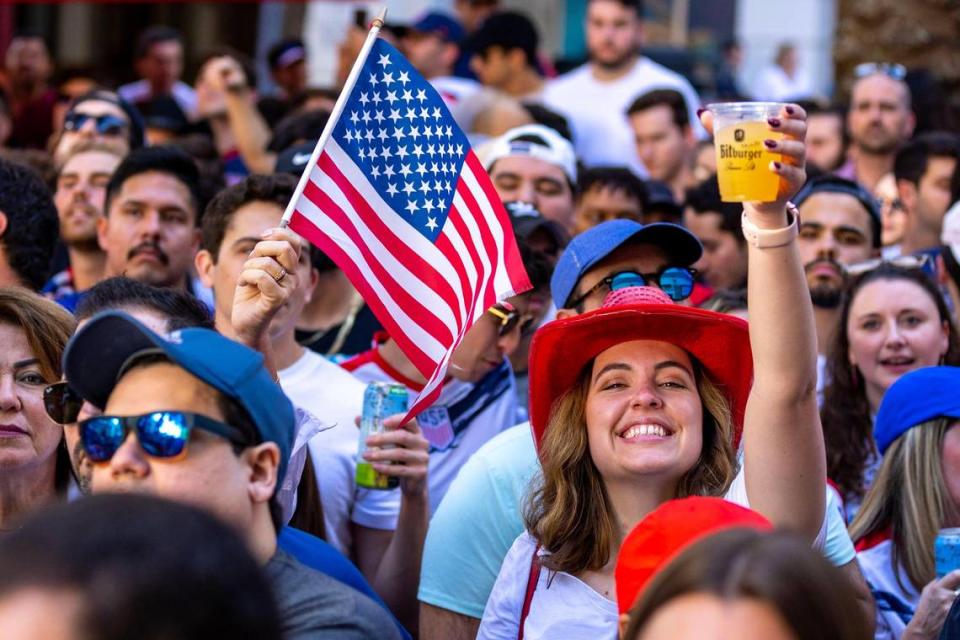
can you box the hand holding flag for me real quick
[282,17,531,421]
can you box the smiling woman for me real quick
[0,288,76,530]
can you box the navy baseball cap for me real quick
[63,312,295,483]
[411,12,465,44]
[795,175,882,249]
[551,219,702,308]
[504,201,570,252]
[874,366,960,455]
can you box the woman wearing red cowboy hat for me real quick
[477,105,829,640]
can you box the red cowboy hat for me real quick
[527,287,753,451]
[615,497,772,614]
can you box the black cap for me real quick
[275,140,316,176]
[504,201,569,252]
[267,38,306,70]
[465,12,539,63]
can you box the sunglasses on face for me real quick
[853,62,907,81]
[487,301,535,337]
[63,112,129,137]
[79,411,250,463]
[44,382,84,425]
[844,253,932,277]
[567,267,697,308]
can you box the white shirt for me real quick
[478,470,829,640]
[117,79,198,120]
[751,65,812,102]
[858,539,919,639]
[342,349,519,513]
[542,57,705,177]
[279,350,400,553]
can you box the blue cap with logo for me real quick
[874,366,960,454]
[411,12,464,44]
[550,219,703,308]
[63,311,295,482]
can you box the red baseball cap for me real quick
[527,286,753,451]
[615,497,772,614]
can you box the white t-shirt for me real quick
[542,57,704,178]
[279,350,400,554]
[117,79,198,120]
[342,348,519,514]
[751,65,812,102]
[858,539,919,639]
[478,470,828,640]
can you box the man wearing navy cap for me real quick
[63,313,400,639]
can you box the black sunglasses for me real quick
[567,267,697,309]
[79,411,250,463]
[487,302,535,337]
[63,112,129,136]
[44,382,84,425]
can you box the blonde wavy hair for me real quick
[849,418,959,592]
[524,358,738,576]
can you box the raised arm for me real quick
[704,105,826,540]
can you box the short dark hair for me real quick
[0,159,59,290]
[197,47,257,89]
[894,131,960,186]
[134,25,183,60]
[467,11,539,68]
[104,146,202,224]
[268,109,331,153]
[577,166,648,210]
[202,174,299,261]
[684,174,744,244]
[75,277,213,330]
[521,104,573,142]
[626,88,689,128]
[588,0,644,14]
[0,493,282,640]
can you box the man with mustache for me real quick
[43,143,123,311]
[97,145,202,294]
[794,175,880,397]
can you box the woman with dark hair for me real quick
[478,105,827,639]
[821,264,960,519]
[0,287,76,529]
[622,528,868,640]
[850,366,960,638]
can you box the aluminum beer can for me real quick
[355,382,408,490]
[936,528,960,578]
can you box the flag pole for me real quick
[280,7,387,228]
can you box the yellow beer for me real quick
[708,102,786,203]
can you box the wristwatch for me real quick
[740,202,800,248]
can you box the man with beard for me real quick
[794,175,880,398]
[97,145,202,295]
[837,65,915,191]
[43,143,123,311]
[542,0,703,177]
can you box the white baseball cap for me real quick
[480,124,577,184]
[942,200,960,260]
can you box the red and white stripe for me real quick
[288,140,530,418]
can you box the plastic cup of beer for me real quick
[707,102,785,202]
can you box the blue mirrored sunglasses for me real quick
[567,267,696,308]
[79,411,249,463]
[63,112,129,136]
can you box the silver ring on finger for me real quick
[273,267,287,283]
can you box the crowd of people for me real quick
[0,0,957,638]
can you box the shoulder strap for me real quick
[518,543,542,640]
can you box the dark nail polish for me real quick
[764,139,777,149]
[785,105,795,115]
[696,107,706,117]
[773,161,782,170]
[768,117,781,127]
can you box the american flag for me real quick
[287,38,531,420]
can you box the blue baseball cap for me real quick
[411,12,465,44]
[874,366,960,455]
[63,311,295,483]
[550,219,703,308]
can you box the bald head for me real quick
[847,74,915,156]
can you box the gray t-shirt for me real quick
[265,550,402,639]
